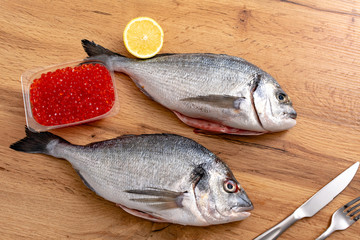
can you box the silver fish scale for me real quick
[125,54,261,95]
[119,54,262,118]
[52,134,216,204]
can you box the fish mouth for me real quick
[230,189,254,213]
[226,205,253,221]
[230,196,254,213]
[230,205,254,212]
[288,111,297,120]
[216,205,252,220]
[225,205,253,220]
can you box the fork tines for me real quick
[344,196,360,221]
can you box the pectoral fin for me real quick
[134,82,154,100]
[125,188,186,210]
[181,95,245,109]
[173,111,265,135]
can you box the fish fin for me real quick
[117,204,168,223]
[193,129,224,135]
[81,39,125,57]
[152,53,177,57]
[83,134,138,148]
[193,128,263,135]
[173,111,265,135]
[181,95,245,109]
[125,188,186,210]
[10,126,70,154]
[75,170,97,193]
[116,134,137,138]
[81,39,176,60]
[233,97,245,109]
[134,82,154,100]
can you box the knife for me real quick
[254,162,359,240]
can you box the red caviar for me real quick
[29,63,115,126]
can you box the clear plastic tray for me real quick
[21,59,119,132]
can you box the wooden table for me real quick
[1,0,359,239]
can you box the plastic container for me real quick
[21,59,119,132]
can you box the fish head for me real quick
[253,74,297,132]
[193,160,253,225]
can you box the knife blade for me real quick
[254,161,359,240]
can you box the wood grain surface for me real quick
[1,0,359,239]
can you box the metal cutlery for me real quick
[316,196,360,240]
[254,162,359,240]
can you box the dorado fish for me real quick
[82,39,297,135]
[10,127,253,226]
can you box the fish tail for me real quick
[81,39,133,72]
[10,127,70,155]
[81,39,125,58]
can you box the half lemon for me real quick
[123,17,164,59]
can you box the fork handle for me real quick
[316,227,336,240]
[254,213,299,240]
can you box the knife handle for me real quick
[253,213,299,240]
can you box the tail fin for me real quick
[10,127,70,154]
[81,39,125,57]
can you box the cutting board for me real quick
[1,0,359,239]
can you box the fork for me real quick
[316,197,360,240]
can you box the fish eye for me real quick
[223,179,239,193]
[277,92,287,102]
